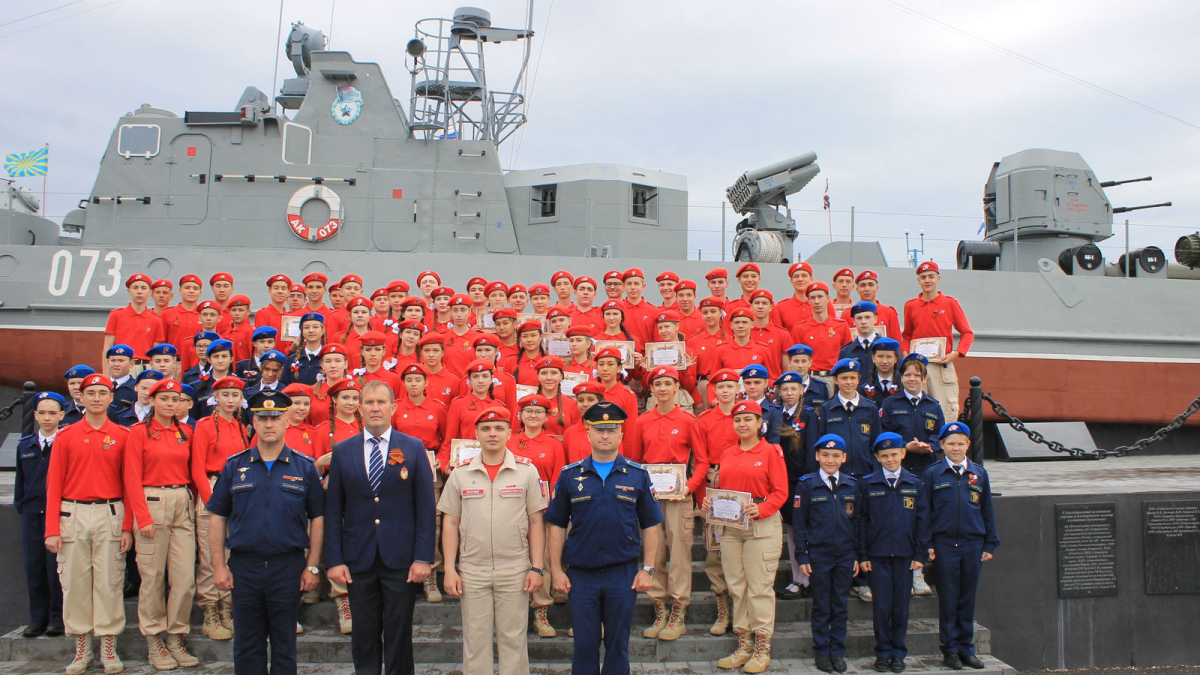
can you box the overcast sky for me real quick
[4,0,1198,267]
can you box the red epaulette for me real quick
[513,455,533,465]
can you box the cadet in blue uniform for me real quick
[793,434,863,673]
[775,371,820,600]
[880,354,944,476]
[106,344,138,419]
[236,327,280,386]
[15,392,67,638]
[859,338,902,407]
[177,384,197,429]
[145,343,180,381]
[61,365,95,427]
[283,313,327,385]
[182,331,221,388]
[546,401,663,675]
[112,369,165,427]
[784,344,832,409]
[206,390,325,675]
[813,359,880,478]
[739,365,783,443]
[920,422,999,670]
[858,433,928,673]
[838,301,880,382]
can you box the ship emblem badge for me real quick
[332,85,363,125]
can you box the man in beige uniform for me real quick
[439,406,546,675]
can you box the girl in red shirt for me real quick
[332,297,376,355]
[561,381,606,464]
[387,320,424,373]
[355,333,401,396]
[282,384,319,458]
[533,356,580,436]
[391,364,447,454]
[438,359,503,472]
[122,379,201,667]
[701,400,788,671]
[312,378,363,470]
[502,321,547,386]
[564,325,596,377]
[307,344,350,427]
[597,300,645,353]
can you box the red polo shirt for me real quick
[621,298,659,345]
[392,396,447,452]
[286,422,320,458]
[44,418,132,536]
[715,439,789,519]
[790,315,851,372]
[123,419,194,527]
[773,296,813,330]
[163,303,203,354]
[626,406,708,495]
[508,430,567,485]
[690,329,728,379]
[439,393,503,469]
[901,292,974,355]
[192,413,250,500]
[442,327,485,377]
[713,338,778,379]
[840,301,902,340]
[105,304,165,359]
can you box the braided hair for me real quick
[144,401,190,443]
[327,392,366,448]
[290,323,327,357]
[214,406,250,451]
[536,378,567,429]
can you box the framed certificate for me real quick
[910,337,947,360]
[543,333,570,357]
[872,325,888,338]
[704,523,723,551]
[426,450,440,485]
[646,464,687,500]
[449,439,482,466]
[518,313,548,330]
[561,371,589,396]
[832,302,852,317]
[595,340,636,368]
[645,341,687,367]
[281,315,302,340]
[515,384,539,400]
[705,488,752,530]
[475,308,498,332]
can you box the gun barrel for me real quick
[744,152,818,183]
[1100,176,1152,188]
[1113,201,1172,214]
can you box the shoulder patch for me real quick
[18,433,35,442]
[513,455,533,465]
[625,460,647,471]
[225,449,250,461]
[292,452,315,462]
[563,459,585,470]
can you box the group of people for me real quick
[16,260,999,675]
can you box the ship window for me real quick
[631,184,658,222]
[531,184,557,219]
[282,122,312,165]
[117,125,160,158]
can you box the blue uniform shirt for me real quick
[858,375,900,408]
[858,468,928,562]
[759,398,784,444]
[544,454,664,569]
[879,391,944,474]
[920,460,1000,554]
[14,433,53,514]
[813,395,881,477]
[61,401,84,427]
[791,472,864,564]
[838,338,877,384]
[206,445,325,557]
[283,351,322,386]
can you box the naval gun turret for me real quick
[726,152,820,264]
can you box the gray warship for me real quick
[1,6,1198,429]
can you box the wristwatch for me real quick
[305,565,320,575]
[530,566,545,575]
[642,565,655,576]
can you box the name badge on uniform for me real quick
[462,488,485,499]
[499,486,524,498]
[232,482,255,493]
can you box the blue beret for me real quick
[300,312,324,324]
[774,371,803,387]
[179,384,196,399]
[900,352,929,369]
[874,432,905,452]
[831,358,861,376]
[193,331,221,344]
[63,364,96,379]
[870,338,901,354]
[740,364,769,380]
[206,339,234,356]
[252,326,278,341]
[106,344,134,358]
[815,434,846,451]
[145,344,178,358]
[785,344,813,357]
[136,369,165,382]
[260,350,287,365]
[939,421,970,439]
[35,391,66,409]
[850,301,877,317]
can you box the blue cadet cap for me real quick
[247,389,292,417]
[900,352,929,368]
[193,331,221,344]
[582,400,628,429]
[136,369,165,383]
[179,384,196,400]
[740,364,770,380]
[939,421,970,440]
[35,391,67,409]
[785,343,813,357]
[260,350,287,365]
[300,312,324,324]
[815,434,847,451]
[870,337,901,354]
[106,344,134,358]
[774,371,803,387]
[252,326,278,341]
[63,364,96,380]
[850,301,878,316]
[831,358,861,376]
[874,432,905,452]
[206,339,234,356]
[145,343,178,357]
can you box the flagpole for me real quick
[41,143,48,216]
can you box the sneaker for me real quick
[853,585,874,602]
[913,570,933,596]
[776,582,802,600]
[296,622,304,634]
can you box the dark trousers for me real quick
[809,547,856,657]
[568,561,637,675]
[346,554,420,675]
[869,556,914,659]
[21,510,63,625]
[229,552,305,675]
[933,542,983,656]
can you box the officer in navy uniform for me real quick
[859,338,902,407]
[236,327,280,387]
[206,390,325,675]
[61,365,95,427]
[920,422,999,671]
[739,364,783,443]
[182,331,222,388]
[282,313,326,385]
[546,401,663,675]
[112,369,165,427]
[107,344,138,416]
[15,392,67,638]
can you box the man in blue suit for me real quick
[325,380,437,675]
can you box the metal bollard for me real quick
[19,381,37,437]
[967,376,983,464]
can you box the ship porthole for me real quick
[0,255,16,277]
[148,257,172,279]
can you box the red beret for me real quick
[550,271,574,285]
[212,376,245,391]
[917,261,939,274]
[227,294,251,307]
[327,378,360,396]
[699,297,726,309]
[474,406,511,426]
[728,308,754,321]
[302,272,328,285]
[705,268,728,280]
[485,281,508,296]
[418,333,445,348]
[289,284,305,294]
[401,363,429,378]
[151,278,172,290]
[545,307,570,320]
[346,296,373,309]
[396,319,425,333]
[400,297,427,308]
[573,380,607,398]
[473,333,502,349]
[416,270,441,285]
[600,299,624,314]
[179,274,202,286]
[318,344,349,359]
[749,289,774,303]
[465,358,495,374]
[492,307,518,322]
[266,274,292,288]
[507,284,527,296]
[518,394,555,411]
[594,346,624,363]
[855,270,878,284]
[735,263,760,277]
[432,286,454,298]
[81,373,114,391]
[328,282,342,292]
[535,355,565,372]
[709,368,740,384]
[656,271,679,283]
[516,320,543,334]
[282,383,313,397]
[566,325,595,338]
[358,331,390,347]
[387,280,410,293]
[833,268,854,281]
[528,283,551,296]
[675,279,697,292]
[603,270,624,283]
[340,274,364,287]
[370,287,388,300]
[125,273,152,288]
[209,272,233,285]
[805,282,830,296]
[655,310,682,323]
[622,268,645,281]
[467,277,488,290]
[732,400,763,417]
[648,365,679,382]
[788,262,813,277]
[448,294,472,307]
[573,276,597,289]
[196,300,221,313]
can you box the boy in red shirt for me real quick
[901,262,974,421]
[790,283,850,375]
[103,273,165,369]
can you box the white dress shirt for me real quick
[363,427,393,474]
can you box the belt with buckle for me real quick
[148,484,189,489]
[63,497,122,505]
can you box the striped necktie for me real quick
[368,436,384,494]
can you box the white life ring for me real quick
[286,184,344,242]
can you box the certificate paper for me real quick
[449,439,482,466]
[706,488,752,530]
[910,337,947,360]
[543,333,570,357]
[704,523,723,551]
[645,342,686,367]
[475,308,497,332]
[561,372,589,396]
[595,340,636,368]
[518,313,548,330]
[281,315,302,340]
[515,384,539,400]
[646,464,687,500]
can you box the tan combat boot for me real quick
[335,594,353,634]
[163,634,200,668]
[716,630,754,670]
[742,632,772,673]
[65,633,94,675]
[533,606,556,638]
[710,592,731,636]
[642,600,668,638]
[146,634,178,671]
[99,635,124,674]
[658,603,687,641]
[423,575,443,603]
[201,606,232,640]
[217,599,235,634]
